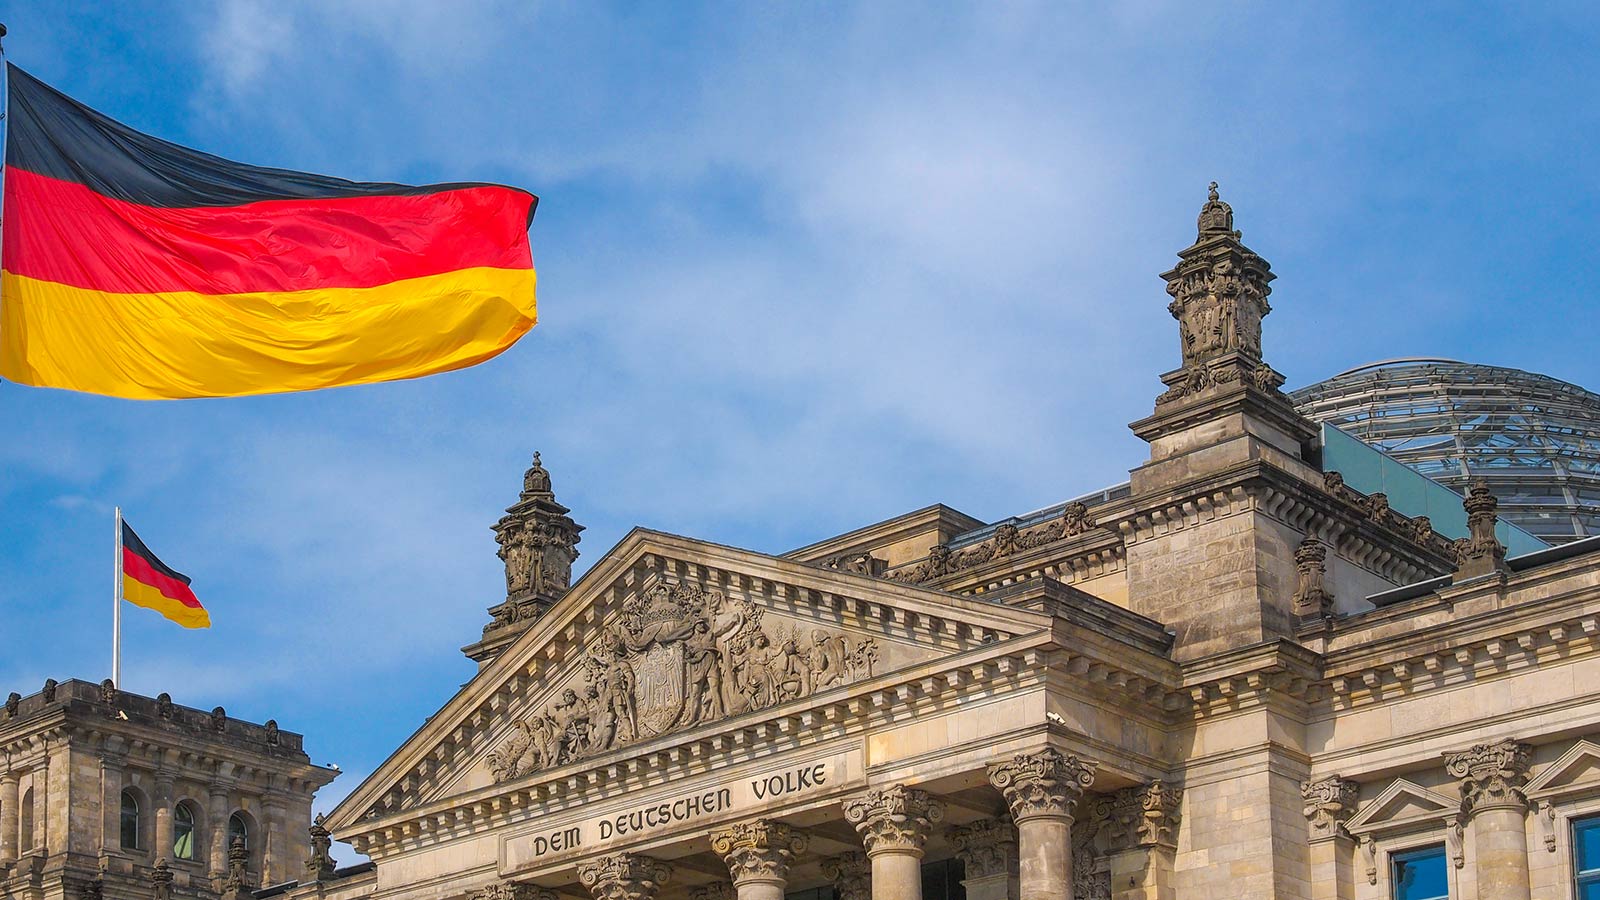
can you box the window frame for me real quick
[1390,843,1450,900]
[119,789,143,851]
[173,800,199,861]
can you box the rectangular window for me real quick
[1575,814,1600,900]
[1392,845,1448,900]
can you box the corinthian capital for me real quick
[1300,777,1360,839]
[821,853,870,900]
[947,817,1018,879]
[710,821,809,886]
[842,785,946,856]
[987,749,1097,822]
[1445,739,1533,815]
[577,855,672,900]
[473,884,558,900]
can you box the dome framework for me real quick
[1291,358,1600,544]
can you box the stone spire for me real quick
[465,452,584,664]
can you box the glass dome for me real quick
[1291,358,1600,544]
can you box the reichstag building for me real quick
[6,186,1600,900]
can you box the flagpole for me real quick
[113,506,123,687]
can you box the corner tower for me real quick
[464,453,583,665]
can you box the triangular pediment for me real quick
[1345,778,1458,836]
[1527,739,1600,798]
[326,528,1051,836]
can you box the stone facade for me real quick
[0,680,337,900]
[17,186,1600,900]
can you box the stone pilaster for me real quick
[577,854,672,900]
[843,786,946,900]
[711,821,808,900]
[1098,782,1181,900]
[988,750,1097,900]
[153,773,175,859]
[821,853,870,900]
[1,771,19,865]
[30,756,48,855]
[1300,777,1359,900]
[949,817,1019,900]
[1446,740,1533,900]
[472,882,559,900]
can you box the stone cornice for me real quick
[784,504,985,566]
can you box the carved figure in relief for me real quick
[487,580,881,782]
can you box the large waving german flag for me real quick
[121,520,209,629]
[1,64,538,399]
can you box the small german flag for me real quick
[121,520,209,629]
[1,64,538,399]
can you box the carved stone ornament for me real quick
[1293,539,1333,619]
[473,883,558,900]
[889,502,1097,585]
[689,884,736,900]
[1156,183,1276,408]
[842,785,947,855]
[577,854,672,900]
[487,581,879,782]
[987,748,1098,822]
[221,836,250,899]
[1300,777,1359,838]
[42,679,57,702]
[211,706,227,732]
[492,452,583,607]
[1070,797,1112,900]
[156,693,173,719]
[711,821,809,885]
[100,678,117,704]
[79,877,104,900]
[1445,739,1533,815]
[1124,781,1183,848]
[947,816,1017,879]
[5,692,18,717]
[1455,479,1508,577]
[821,852,870,900]
[149,859,173,900]
[305,813,337,882]
[266,719,280,746]
[829,552,886,578]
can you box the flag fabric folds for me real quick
[0,64,539,399]
[121,520,209,629]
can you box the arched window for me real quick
[19,788,33,852]
[227,812,250,854]
[173,802,198,860]
[120,790,142,850]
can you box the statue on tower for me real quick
[469,451,585,663]
[1156,182,1283,406]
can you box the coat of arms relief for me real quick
[487,582,880,782]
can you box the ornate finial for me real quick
[150,859,174,900]
[1454,478,1507,580]
[306,814,336,881]
[521,451,553,498]
[1196,181,1235,237]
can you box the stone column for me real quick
[988,749,1097,900]
[843,785,946,900]
[1446,740,1533,900]
[207,787,229,879]
[711,820,808,900]
[30,757,48,854]
[153,774,175,858]
[0,772,18,864]
[1101,782,1181,900]
[1301,777,1359,900]
[949,817,1019,900]
[577,854,672,900]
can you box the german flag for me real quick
[0,64,538,399]
[121,520,209,629]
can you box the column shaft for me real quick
[207,789,229,878]
[154,777,175,858]
[1016,815,1072,900]
[0,773,18,863]
[1472,806,1530,900]
[871,851,924,900]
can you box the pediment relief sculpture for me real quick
[487,582,880,782]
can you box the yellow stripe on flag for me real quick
[0,267,537,399]
[123,576,211,629]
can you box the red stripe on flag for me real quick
[3,168,534,295]
[123,547,204,610]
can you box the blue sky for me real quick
[2,1,1597,858]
